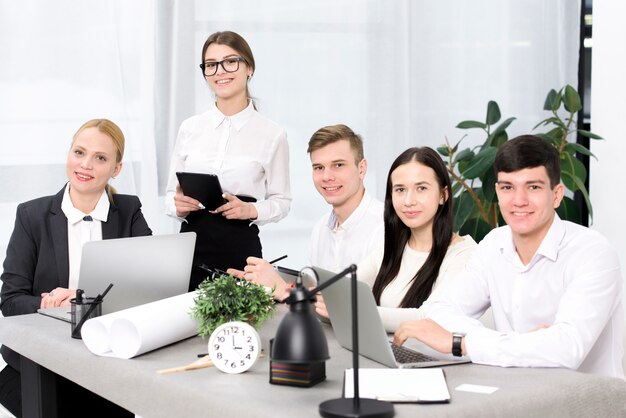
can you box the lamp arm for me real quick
[308,264,357,295]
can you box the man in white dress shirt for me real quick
[229,124,384,301]
[393,135,624,379]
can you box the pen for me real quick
[71,283,114,338]
[268,255,288,264]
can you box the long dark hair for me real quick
[371,147,454,308]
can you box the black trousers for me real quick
[182,196,262,292]
[0,364,133,418]
[0,365,21,417]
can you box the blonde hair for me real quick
[72,119,125,200]
[307,124,364,165]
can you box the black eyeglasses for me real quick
[199,57,246,77]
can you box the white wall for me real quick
[590,0,626,370]
[590,2,625,292]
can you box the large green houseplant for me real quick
[438,85,603,242]
[190,273,275,337]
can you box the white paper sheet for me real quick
[344,368,451,403]
[81,292,199,359]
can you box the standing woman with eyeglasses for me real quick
[165,31,291,291]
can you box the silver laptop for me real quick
[38,232,196,322]
[316,266,470,368]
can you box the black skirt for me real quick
[181,196,262,291]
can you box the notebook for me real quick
[38,232,196,322]
[315,266,470,368]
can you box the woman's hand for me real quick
[227,256,290,301]
[174,184,204,217]
[40,288,76,309]
[215,193,258,220]
[393,318,456,354]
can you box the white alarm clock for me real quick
[208,321,262,374]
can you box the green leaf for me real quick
[551,90,563,111]
[456,120,487,130]
[453,148,475,164]
[561,153,587,191]
[486,117,516,147]
[486,101,501,125]
[577,129,604,140]
[453,191,475,232]
[555,196,581,223]
[437,146,450,157]
[459,217,493,243]
[536,128,564,147]
[543,89,558,111]
[563,85,582,113]
[532,116,567,131]
[485,130,508,149]
[460,146,498,179]
[480,166,498,203]
[563,142,597,160]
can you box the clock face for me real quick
[208,321,261,374]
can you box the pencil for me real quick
[268,255,288,264]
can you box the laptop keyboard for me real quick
[390,343,437,364]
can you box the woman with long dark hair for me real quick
[368,146,476,330]
[316,147,476,331]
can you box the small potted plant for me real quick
[190,273,276,337]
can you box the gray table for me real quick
[1,309,625,418]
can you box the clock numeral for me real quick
[240,360,245,366]
[217,352,222,359]
[224,359,229,365]
[230,362,236,369]
[213,344,219,350]
[245,354,251,360]
[246,336,251,343]
[218,336,225,343]
[232,326,239,334]
[249,345,254,352]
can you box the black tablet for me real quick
[176,172,227,211]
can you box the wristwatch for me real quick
[452,332,465,357]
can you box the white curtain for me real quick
[0,0,580,270]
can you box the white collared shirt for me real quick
[427,215,625,379]
[61,184,108,289]
[309,191,384,272]
[165,101,291,225]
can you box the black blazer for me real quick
[1,186,152,316]
[1,186,152,368]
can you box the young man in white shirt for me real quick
[229,124,384,301]
[393,135,624,379]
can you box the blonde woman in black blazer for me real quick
[0,119,151,417]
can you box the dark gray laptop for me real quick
[316,266,470,368]
[38,232,196,322]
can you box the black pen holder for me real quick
[70,297,102,339]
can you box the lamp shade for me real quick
[271,288,329,363]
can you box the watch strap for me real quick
[452,333,464,357]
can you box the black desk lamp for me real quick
[271,264,394,418]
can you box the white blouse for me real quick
[61,184,108,289]
[165,101,291,225]
[358,236,477,332]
